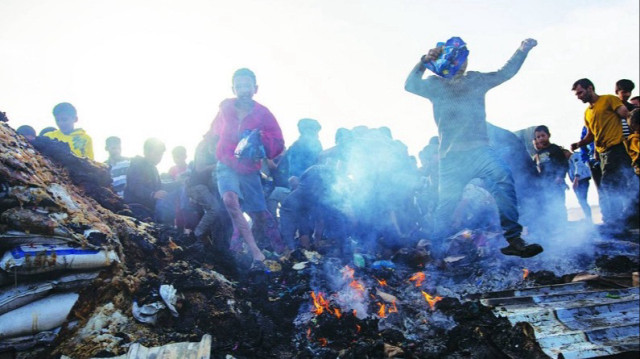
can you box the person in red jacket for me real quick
[206,68,285,264]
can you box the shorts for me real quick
[216,162,267,212]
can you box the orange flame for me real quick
[349,280,365,292]
[353,309,357,317]
[356,324,361,333]
[375,277,387,286]
[421,291,443,310]
[318,338,328,347]
[306,328,311,339]
[377,302,386,318]
[522,268,530,280]
[334,308,342,319]
[342,265,355,280]
[389,300,398,313]
[409,272,426,287]
[311,291,330,315]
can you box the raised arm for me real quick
[483,38,537,89]
[404,47,441,98]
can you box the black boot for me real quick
[500,237,543,258]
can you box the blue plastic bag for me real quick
[234,129,266,161]
[425,36,469,78]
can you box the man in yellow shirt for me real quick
[571,78,638,232]
[44,102,94,159]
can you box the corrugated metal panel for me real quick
[482,282,639,358]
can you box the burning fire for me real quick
[356,324,361,333]
[409,272,426,287]
[334,308,342,318]
[522,268,530,280]
[310,291,330,315]
[421,291,443,310]
[375,277,387,286]
[318,337,328,347]
[377,302,386,318]
[349,280,366,293]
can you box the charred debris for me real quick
[0,121,638,359]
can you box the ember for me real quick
[522,268,530,280]
[377,302,386,318]
[389,300,398,313]
[421,291,443,310]
[409,271,426,287]
[375,277,387,286]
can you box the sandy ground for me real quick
[567,205,602,224]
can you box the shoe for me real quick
[500,237,543,258]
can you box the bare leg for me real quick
[222,191,265,262]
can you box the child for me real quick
[44,102,94,159]
[564,149,592,223]
[168,146,189,181]
[624,108,640,176]
[533,125,569,223]
[105,136,130,197]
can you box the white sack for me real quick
[0,293,78,339]
[0,244,119,274]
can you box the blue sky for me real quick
[1,0,638,208]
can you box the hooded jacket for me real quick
[207,98,284,174]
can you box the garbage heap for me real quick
[0,121,556,359]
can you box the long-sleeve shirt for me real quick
[207,98,284,174]
[409,50,529,158]
[124,156,161,211]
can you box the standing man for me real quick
[206,68,285,264]
[570,78,637,232]
[405,38,543,258]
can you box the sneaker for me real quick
[500,237,543,258]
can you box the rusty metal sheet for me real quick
[481,282,640,358]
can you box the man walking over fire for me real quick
[206,68,285,265]
[405,37,543,258]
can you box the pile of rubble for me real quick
[0,120,638,359]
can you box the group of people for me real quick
[13,38,639,267]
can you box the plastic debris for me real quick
[425,36,469,78]
[159,285,179,317]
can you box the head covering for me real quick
[425,37,469,78]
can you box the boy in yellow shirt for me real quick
[625,109,640,176]
[44,102,94,159]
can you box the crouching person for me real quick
[124,138,168,222]
[280,165,348,254]
[187,137,231,248]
